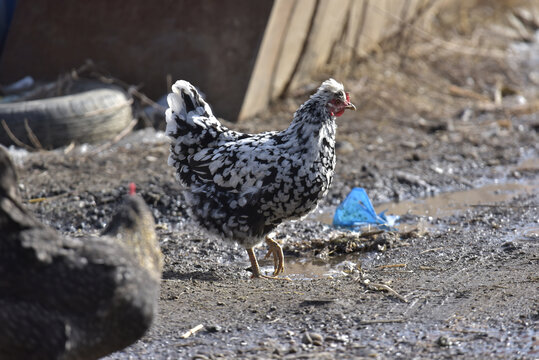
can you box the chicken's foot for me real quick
[264,236,285,276]
[247,248,289,280]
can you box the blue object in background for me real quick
[0,0,17,58]
[333,187,398,231]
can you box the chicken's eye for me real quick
[334,99,342,104]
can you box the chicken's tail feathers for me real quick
[165,80,224,185]
[167,80,213,119]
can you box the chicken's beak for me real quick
[345,92,356,111]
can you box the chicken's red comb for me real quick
[346,92,350,102]
[129,182,136,196]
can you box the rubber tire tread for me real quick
[0,82,133,149]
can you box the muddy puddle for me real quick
[291,178,538,280]
[312,181,537,225]
[265,257,360,280]
[376,181,536,219]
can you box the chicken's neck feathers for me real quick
[280,97,336,158]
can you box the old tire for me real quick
[0,81,133,149]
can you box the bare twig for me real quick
[28,192,69,204]
[376,264,407,269]
[359,318,405,325]
[367,282,408,303]
[181,324,204,339]
[420,247,443,254]
[166,73,173,91]
[24,118,43,150]
[128,86,166,111]
[419,266,437,271]
[63,142,75,155]
[1,119,35,151]
[71,58,164,112]
[358,277,408,303]
[448,85,491,102]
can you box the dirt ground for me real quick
[8,2,539,359]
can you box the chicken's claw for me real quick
[264,236,284,276]
[247,247,289,280]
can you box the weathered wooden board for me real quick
[239,0,432,121]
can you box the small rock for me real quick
[287,345,299,354]
[410,152,421,161]
[192,355,209,360]
[436,335,451,347]
[501,241,519,252]
[302,332,323,346]
[206,324,222,333]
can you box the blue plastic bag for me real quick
[333,188,398,231]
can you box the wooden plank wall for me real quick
[239,0,432,121]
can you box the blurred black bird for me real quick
[0,146,163,360]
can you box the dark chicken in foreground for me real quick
[0,147,163,360]
[166,79,355,278]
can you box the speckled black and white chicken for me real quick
[166,79,355,278]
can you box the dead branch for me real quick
[28,192,69,204]
[180,324,204,339]
[357,278,408,303]
[420,247,443,254]
[1,119,36,151]
[376,264,407,269]
[359,318,405,325]
[63,142,75,155]
[448,85,491,102]
[367,281,408,303]
[24,118,43,150]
